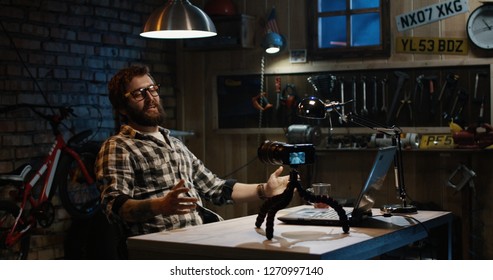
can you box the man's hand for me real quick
[119,180,199,222]
[152,179,199,216]
[264,166,289,197]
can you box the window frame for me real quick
[307,0,391,60]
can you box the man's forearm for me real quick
[119,199,156,222]
[231,182,264,203]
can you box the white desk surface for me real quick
[127,206,453,260]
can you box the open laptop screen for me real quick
[351,146,396,220]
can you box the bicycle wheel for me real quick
[0,201,31,259]
[55,150,101,219]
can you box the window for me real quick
[307,0,390,59]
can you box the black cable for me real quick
[222,156,258,178]
[378,213,437,259]
[0,21,53,112]
[378,213,431,236]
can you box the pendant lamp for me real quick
[140,0,217,39]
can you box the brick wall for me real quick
[0,0,179,259]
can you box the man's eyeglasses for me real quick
[124,84,160,101]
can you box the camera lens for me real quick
[258,140,315,166]
[257,140,285,165]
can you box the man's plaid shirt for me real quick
[95,125,235,236]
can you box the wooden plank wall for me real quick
[177,0,493,259]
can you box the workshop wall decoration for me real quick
[396,36,469,55]
[466,2,493,50]
[396,0,469,32]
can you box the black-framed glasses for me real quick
[124,84,160,101]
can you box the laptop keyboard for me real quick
[313,209,340,219]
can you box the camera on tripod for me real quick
[257,140,315,166]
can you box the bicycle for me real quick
[0,104,101,259]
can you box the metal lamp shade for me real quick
[297,97,327,119]
[261,32,285,54]
[141,0,217,39]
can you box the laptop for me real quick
[278,146,397,226]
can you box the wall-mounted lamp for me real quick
[140,0,217,39]
[261,31,285,54]
[261,7,285,54]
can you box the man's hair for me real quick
[108,65,156,111]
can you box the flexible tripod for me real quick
[255,167,350,240]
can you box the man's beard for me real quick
[126,100,167,127]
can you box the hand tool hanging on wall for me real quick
[274,76,285,127]
[380,77,388,114]
[371,76,379,115]
[395,87,413,122]
[452,89,468,126]
[472,71,488,125]
[478,92,486,125]
[281,84,300,125]
[252,92,273,111]
[438,73,459,109]
[307,74,337,100]
[387,71,409,125]
[360,76,369,116]
[438,73,459,101]
[415,74,424,107]
[339,77,346,123]
[275,76,282,110]
[443,88,468,127]
[422,75,438,119]
[351,76,358,115]
[413,74,425,123]
[473,71,488,102]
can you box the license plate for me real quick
[420,134,454,149]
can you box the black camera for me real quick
[257,140,315,166]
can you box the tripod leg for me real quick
[264,190,294,240]
[255,170,297,237]
[297,183,350,234]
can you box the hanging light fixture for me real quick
[261,31,285,54]
[140,0,217,39]
[261,7,285,54]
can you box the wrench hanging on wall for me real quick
[387,71,409,125]
[339,78,346,123]
[360,76,368,116]
[352,76,358,115]
[371,76,379,115]
[381,77,388,114]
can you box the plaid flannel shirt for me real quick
[95,125,235,236]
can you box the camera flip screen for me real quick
[289,152,306,165]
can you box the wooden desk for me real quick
[127,206,453,260]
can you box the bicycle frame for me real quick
[4,132,94,247]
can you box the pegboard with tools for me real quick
[215,65,490,130]
[306,66,491,130]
